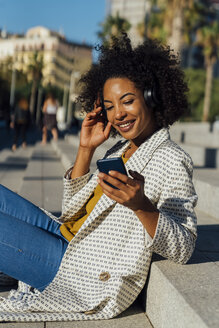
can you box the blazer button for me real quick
[99,272,111,281]
[84,309,96,315]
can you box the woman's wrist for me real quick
[78,145,96,158]
[133,196,159,238]
[70,146,95,179]
[133,195,158,213]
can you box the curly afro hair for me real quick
[78,33,190,136]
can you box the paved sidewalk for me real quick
[19,142,64,215]
[0,145,34,193]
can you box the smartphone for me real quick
[97,157,127,189]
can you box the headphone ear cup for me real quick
[144,87,160,109]
[144,89,153,108]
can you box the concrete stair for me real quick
[170,122,219,168]
[145,208,219,328]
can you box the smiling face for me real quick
[103,77,158,147]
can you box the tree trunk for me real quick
[202,61,213,122]
[29,79,38,121]
[168,5,184,55]
[187,45,193,67]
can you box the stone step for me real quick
[46,303,153,328]
[193,168,219,219]
[0,146,34,193]
[172,142,219,168]
[170,122,219,148]
[51,135,120,173]
[65,133,122,172]
[170,123,219,168]
[0,297,152,327]
[145,209,219,328]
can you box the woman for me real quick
[41,93,58,144]
[10,97,30,151]
[0,35,197,321]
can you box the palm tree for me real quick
[153,0,198,55]
[196,21,219,121]
[28,52,44,120]
[183,1,212,66]
[137,0,191,53]
[97,13,131,45]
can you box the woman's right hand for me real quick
[79,105,111,151]
[70,104,111,179]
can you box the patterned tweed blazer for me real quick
[0,128,197,322]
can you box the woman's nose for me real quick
[114,105,127,120]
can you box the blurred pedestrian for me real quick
[10,97,30,151]
[41,93,58,144]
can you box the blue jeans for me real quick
[0,184,68,291]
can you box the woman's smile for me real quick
[103,77,157,146]
[116,119,136,132]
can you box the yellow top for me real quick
[60,155,129,242]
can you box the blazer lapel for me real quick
[125,128,170,174]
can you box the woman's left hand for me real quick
[97,169,146,211]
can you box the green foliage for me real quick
[196,21,219,62]
[0,73,62,120]
[0,65,30,102]
[209,77,219,122]
[0,76,10,117]
[184,68,219,121]
[28,52,44,80]
[183,1,210,45]
[97,13,131,45]
[14,71,31,102]
[146,11,168,42]
[43,85,63,104]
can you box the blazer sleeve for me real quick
[60,141,122,215]
[62,167,90,214]
[146,150,198,264]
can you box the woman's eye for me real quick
[124,99,134,105]
[105,106,113,111]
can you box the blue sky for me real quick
[0,0,106,46]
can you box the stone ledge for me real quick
[170,122,219,148]
[193,170,219,218]
[145,209,219,328]
[172,143,219,168]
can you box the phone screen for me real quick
[97,157,127,189]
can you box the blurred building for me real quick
[0,26,92,89]
[107,0,219,76]
[107,0,150,44]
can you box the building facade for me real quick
[0,26,92,89]
[108,0,150,44]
